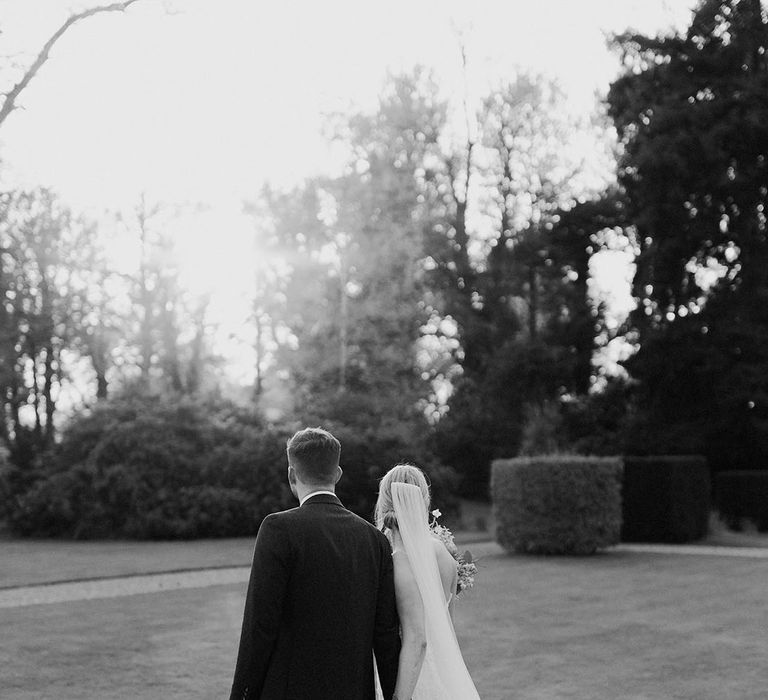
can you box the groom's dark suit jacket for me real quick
[229,493,401,700]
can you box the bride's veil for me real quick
[392,482,481,699]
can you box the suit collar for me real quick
[300,492,343,507]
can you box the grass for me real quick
[1,501,766,699]
[0,538,257,589]
[2,545,768,699]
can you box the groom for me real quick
[229,427,401,699]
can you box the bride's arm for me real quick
[392,552,426,700]
[433,538,459,622]
[448,559,458,623]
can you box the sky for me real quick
[0,0,699,385]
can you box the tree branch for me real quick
[459,42,475,208]
[0,0,142,128]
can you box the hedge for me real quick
[4,392,294,539]
[2,390,459,538]
[715,470,768,532]
[621,456,710,543]
[491,455,622,555]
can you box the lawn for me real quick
[1,545,767,699]
[0,538,257,589]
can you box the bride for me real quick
[374,464,481,700]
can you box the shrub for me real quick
[714,470,768,532]
[560,378,635,456]
[621,456,710,543]
[6,391,293,539]
[518,401,567,456]
[491,455,622,555]
[6,390,458,538]
[326,422,459,523]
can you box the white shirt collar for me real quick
[299,490,338,506]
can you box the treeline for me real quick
[247,70,617,498]
[253,0,768,493]
[0,194,212,468]
[2,0,767,536]
[608,0,768,474]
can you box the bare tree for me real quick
[0,188,94,464]
[0,0,142,128]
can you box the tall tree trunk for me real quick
[96,370,109,400]
[444,136,479,373]
[254,310,264,399]
[43,343,56,443]
[488,146,515,316]
[187,298,207,396]
[339,260,348,392]
[528,265,538,340]
[159,295,183,392]
[92,330,110,400]
[26,338,43,439]
[456,39,476,284]
[9,371,21,436]
[138,200,153,379]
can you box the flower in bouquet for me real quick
[429,509,477,597]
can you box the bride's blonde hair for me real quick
[375,463,431,531]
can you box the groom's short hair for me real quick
[287,427,341,485]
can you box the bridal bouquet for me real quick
[429,509,478,597]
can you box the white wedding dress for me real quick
[375,483,481,700]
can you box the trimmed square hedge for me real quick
[491,456,622,555]
[621,456,710,543]
[715,470,768,531]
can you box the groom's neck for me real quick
[296,484,336,504]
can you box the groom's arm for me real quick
[373,533,402,700]
[229,514,290,700]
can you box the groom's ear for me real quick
[287,465,297,486]
[333,465,343,484]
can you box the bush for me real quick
[714,471,768,532]
[6,390,458,538]
[621,456,710,543]
[560,378,635,456]
[325,422,459,523]
[6,391,293,539]
[491,456,622,555]
[518,401,567,456]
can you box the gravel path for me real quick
[615,543,768,558]
[0,567,250,609]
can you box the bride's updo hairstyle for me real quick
[375,463,431,531]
